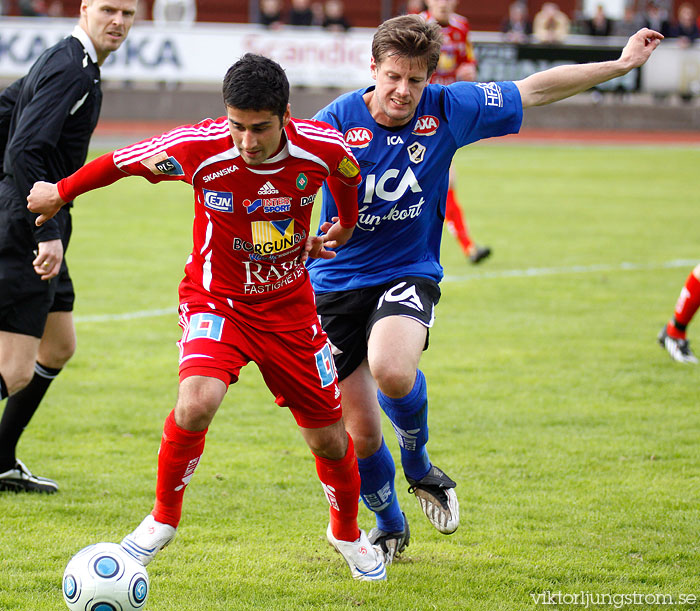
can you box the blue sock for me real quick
[357,438,405,533]
[377,369,431,481]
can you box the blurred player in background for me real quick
[27,54,386,582]
[658,264,700,363]
[0,0,137,494]
[309,15,662,564]
[421,0,491,264]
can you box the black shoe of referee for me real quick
[0,459,58,493]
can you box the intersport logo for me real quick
[344,127,373,148]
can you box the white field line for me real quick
[442,258,697,283]
[74,259,697,324]
[75,307,174,323]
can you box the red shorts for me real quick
[177,299,341,429]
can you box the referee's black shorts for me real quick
[0,180,74,338]
[315,275,441,382]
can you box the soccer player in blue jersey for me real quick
[307,14,663,563]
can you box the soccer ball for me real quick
[62,542,149,611]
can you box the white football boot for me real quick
[326,524,387,581]
[121,514,176,566]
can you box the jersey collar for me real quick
[71,25,99,65]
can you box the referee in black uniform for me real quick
[0,0,137,492]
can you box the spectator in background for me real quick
[395,0,425,15]
[533,2,570,43]
[259,0,284,27]
[289,0,314,25]
[612,5,643,37]
[323,0,351,31]
[641,1,670,36]
[501,1,532,43]
[311,1,325,25]
[19,0,47,16]
[669,2,699,46]
[585,4,613,36]
[153,0,196,25]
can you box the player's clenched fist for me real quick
[27,181,65,226]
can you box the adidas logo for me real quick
[258,181,278,195]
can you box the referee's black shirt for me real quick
[0,31,102,243]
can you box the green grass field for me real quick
[1,142,699,611]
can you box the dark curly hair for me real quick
[222,53,289,123]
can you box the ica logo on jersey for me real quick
[203,189,234,212]
[387,135,404,146]
[344,127,373,148]
[412,115,440,136]
[357,168,425,232]
[363,167,421,203]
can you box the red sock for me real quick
[314,433,361,542]
[668,272,700,339]
[445,188,472,254]
[152,410,207,528]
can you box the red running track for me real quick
[94,120,700,146]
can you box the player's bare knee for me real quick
[173,402,215,431]
[350,431,382,460]
[174,393,219,431]
[39,340,76,369]
[693,264,700,279]
[372,362,416,398]
[304,420,348,460]
[3,361,36,395]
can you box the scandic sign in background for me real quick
[0,18,695,93]
[0,19,373,86]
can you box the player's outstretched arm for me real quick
[515,28,663,108]
[27,151,126,226]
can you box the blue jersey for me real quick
[307,81,523,293]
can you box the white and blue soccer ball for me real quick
[62,542,149,611]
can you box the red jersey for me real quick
[61,117,360,332]
[420,10,476,85]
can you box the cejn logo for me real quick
[203,189,234,212]
[344,127,373,148]
[412,115,440,136]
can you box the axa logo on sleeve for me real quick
[344,127,373,148]
[203,189,234,212]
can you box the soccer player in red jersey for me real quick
[421,0,491,263]
[27,54,386,581]
[658,264,700,363]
